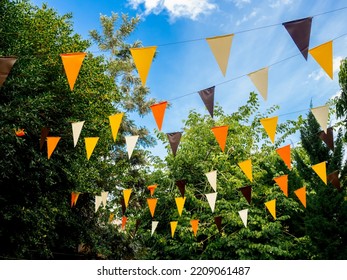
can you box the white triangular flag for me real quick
[95,195,102,212]
[151,221,159,236]
[205,192,218,213]
[101,191,108,209]
[238,209,248,227]
[72,121,85,147]
[125,135,139,159]
[205,170,217,191]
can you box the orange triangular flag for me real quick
[265,199,276,219]
[85,137,99,160]
[147,198,158,218]
[311,105,329,134]
[238,159,252,182]
[276,144,291,169]
[190,220,199,237]
[47,137,61,159]
[170,221,178,238]
[248,67,269,101]
[130,46,156,86]
[123,189,132,208]
[121,216,127,230]
[150,101,168,131]
[273,175,288,197]
[312,161,327,184]
[309,41,333,79]
[109,113,124,142]
[175,197,186,216]
[60,52,86,90]
[260,116,278,144]
[71,192,80,207]
[147,184,157,196]
[211,125,228,152]
[294,186,306,208]
[206,34,234,76]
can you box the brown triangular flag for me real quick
[167,132,182,157]
[327,170,341,191]
[214,216,222,233]
[319,127,334,151]
[134,219,141,234]
[198,86,215,118]
[283,17,312,60]
[238,185,252,204]
[0,56,17,86]
[120,197,126,215]
[40,127,50,150]
[176,180,186,197]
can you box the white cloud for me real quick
[269,0,293,8]
[236,9,257,26]
[232,0,251,8]
[127,0,217,20]
[308,56,343,81]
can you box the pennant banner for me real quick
[109,113,124,142]
[121,216,127,230]
[147,184,157,196]
[72,121,85,147]
[238,209,248,227]
[327,171,341,191]
[170,221,178,238]
[276,144,291,170]
[260,116,278,144]
[150,101,168,131]
[265,199,276,220]
[130,46,156,86]
[176,180,186,197]
[0,56,17,87]
[238,185,252,204]
[101,191,108,208]
[312,161,327,185]
[147,198,158,218]
[190,220,199,237]
[311,105,329,133]
[206,34,234,76]
[71,192,80,207]
[95,195,102,212]
[309,41,333,79]
[47,136,61,159]
[60,52,86,90]
[40,127,50,150]
[205,170,217,192]
[125,135,139,159]
[85,137,99,160]
[319,127,334,151]
[294,186,306,208]
[205,192,218,213]
[15,128,25,137]
[120,197,126,216]
[198,86,215,118]
[214,216,222,233]
[151,221,159,236]
[282,17,312,60]
[248,67,268,101]
[273,175,288,197]
[211,125,228,152]
[238,159,253,182]
[109,213,114,223]
[167,132,182,157]
[123,189,132,208]
[175,197,186,216]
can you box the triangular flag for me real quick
[248,67,268,101]
[238,186,252,204]
[60,52,86,90]
[311,105,329,133]
[101,191,108,208]
[175,197,186,216]
[95,195,102,212]
[147,184,157,196]
[312,161,327,184]
[327,171,341,191]
[176,180,186,197]
[282,17,312,60]
[150,101,167,131]
[265,199,276,219]
[238,159,252,182]
[120,197,126,216]
[205,170,217,191]
[260,116,278,144]
[319,127,334,151]
[276,144,291,170]
[0,56,17,86]
[238,209,249,227]
[206,34,234,76]
[170,221,178,238]
[72,121,85,147]
[273,175,288,197]
[190,220,199,237]
[15,128,25,137]
[198,86,215,118]
[40,127,50,150]
[214,216,222,233]
[71,192,80,207]
[309,41,333,79]
[47,137,61,159]
[125,135,139,159]
[109,213,114,223]
[147,198,158,218]
[211,125,228,152]
[85,137,99,160]
[123,189,132,208]
[109,113,124,142]
[167,132,182,157]
[130,46,156,86]
[205,192,218,212]
[294,186,306,208]
[121,216,127,230]
[151,221,159,236]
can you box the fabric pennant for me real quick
[72,121,85,147]
[85,137,99,160]
[327,170,341,191]
[260,116,278,144]
[125,135,139,159]
[150,101,168,131]
[238,159,253,182]
[101,191,108,208]
[319,127,334,151]
[294,186,306,208]
[311,105,329,133]
[123,189,132,208]
[238,186,252,204]
[170,221,178,238]
[273,175,288,197]
[40,127,50,150]
[0,56,17,86]
[205,170,217,191]
[120,197,126,216]
[205,192,218,213]
[265,199,276,220]
[130,46,156,86]
[47,137,61,159]
[95,195,102,212]
[176,180,186,197]
[282,17,312,60]
[147,184,157,196]
[15,128,25,137]
[71,192,80,207]
[211,125,228,152]
[190,220,199,237]
[198,86,215,118]
[167,132,182,157]
[206,34,234,76]
[276,144,291,170]
[109,113,124,142]
[309,41,333,79]
[147,198,158,218]
[312,161,327,185]
[151,221,159,236]
[109,213,114,223]
[238,209,249,227]
[248,67,269,101]
[214,216,222,233]
[175,197,186,216]
[121,216,127,230]
[60,52,86,90]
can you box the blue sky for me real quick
[31,0,347,158]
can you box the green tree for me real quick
[336,58,347,139]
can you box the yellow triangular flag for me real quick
[238,159,252,182]
[248,67,269,101]
[260,116,278,144]
[206,34,234,76]
[175,197,186,216]
[123,189,132,208]
[109,113,124,142]
[170,221,178,238]
[130,46,156,86]
[265,199,276,220]
[60,52,86,90]
[312,161,327,184]
[309,41,333,79]
[109,213,114,223]
[47,137,61,159]
[85,137,99,160]
[311,105,329,133]
[190,220,199,237]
